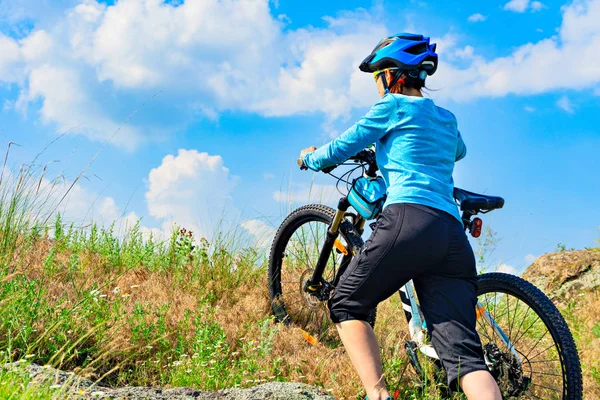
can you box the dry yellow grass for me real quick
[3,233,598,399]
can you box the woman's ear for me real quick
[385,70,395,84]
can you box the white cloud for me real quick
[0,34,23,82]
[0,0,387,145]
[556,95,575,113]
[241,219,275,249]
[2,0,600,146]
[22,171,146,238]
[273,183,340,205]
[429,0,600,101]
[524,106,536,112]
[145,149,238,237]
[497,263,519,275]
[524,254,537,264]
[531,1,546,12]
[17,64,142,149]
[263,172,276,180]
[467,13,487,23]
[504,0,530,13]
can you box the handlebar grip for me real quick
[322,165,336,174]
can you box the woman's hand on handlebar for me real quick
[297,146,317,170]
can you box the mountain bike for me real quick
[267,148,582,399]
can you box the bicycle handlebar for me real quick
[299,148,378,176]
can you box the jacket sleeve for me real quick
[455,130,467,161]
[302,95,396,171]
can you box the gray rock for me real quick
[2,362,335,400]
[522,249,600,302]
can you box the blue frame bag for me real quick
[348,176,387,220]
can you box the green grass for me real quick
[0,158,598,399]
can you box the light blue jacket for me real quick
[303,93,466,222]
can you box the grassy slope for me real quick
[0,171,598,399]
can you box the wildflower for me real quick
[112,287,121,294]
[50,384,62,389]
[146,345,153,349]
[130,285,139,289]
[99,294,107,298]
[185,369,192,373]
[25,354,35,359]
[172,361,183,366]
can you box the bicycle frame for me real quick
[307,195,521,368]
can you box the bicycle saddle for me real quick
[453,188,505,212]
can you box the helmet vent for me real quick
[404,43,428,55]
[374,38,395,53]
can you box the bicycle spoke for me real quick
[475,286,571,400]
[529,370,562,378]
[523,330,549,360]
[527,358,559,364]
[512,315,542,347]
[512,302,532,346]
[527,342,558,362]
[528,382,561,393]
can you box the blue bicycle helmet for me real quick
[359,33,438,77]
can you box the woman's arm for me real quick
[303,95,396,171]
[456,131,467,161]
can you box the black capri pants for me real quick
[328,202,488,386]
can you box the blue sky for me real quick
[0,0,599,274]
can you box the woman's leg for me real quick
[335,320,389,400]
[328,204,448,399]
[460,370,502,400]
[411,207,501,400]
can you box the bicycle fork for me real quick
[306,197,352,294]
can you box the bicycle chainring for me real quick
[300,270,333,305]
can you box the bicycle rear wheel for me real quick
[268,204,372,344]
[476,273,582,399]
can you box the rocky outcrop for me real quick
[522,249,600,301]
[4,362,335,400]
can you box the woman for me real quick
[298,34,502,400]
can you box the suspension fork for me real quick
[307,197,350,288]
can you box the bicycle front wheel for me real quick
[268,204,371,343]
[476,272,582,399]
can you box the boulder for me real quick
[521,249,600,301]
